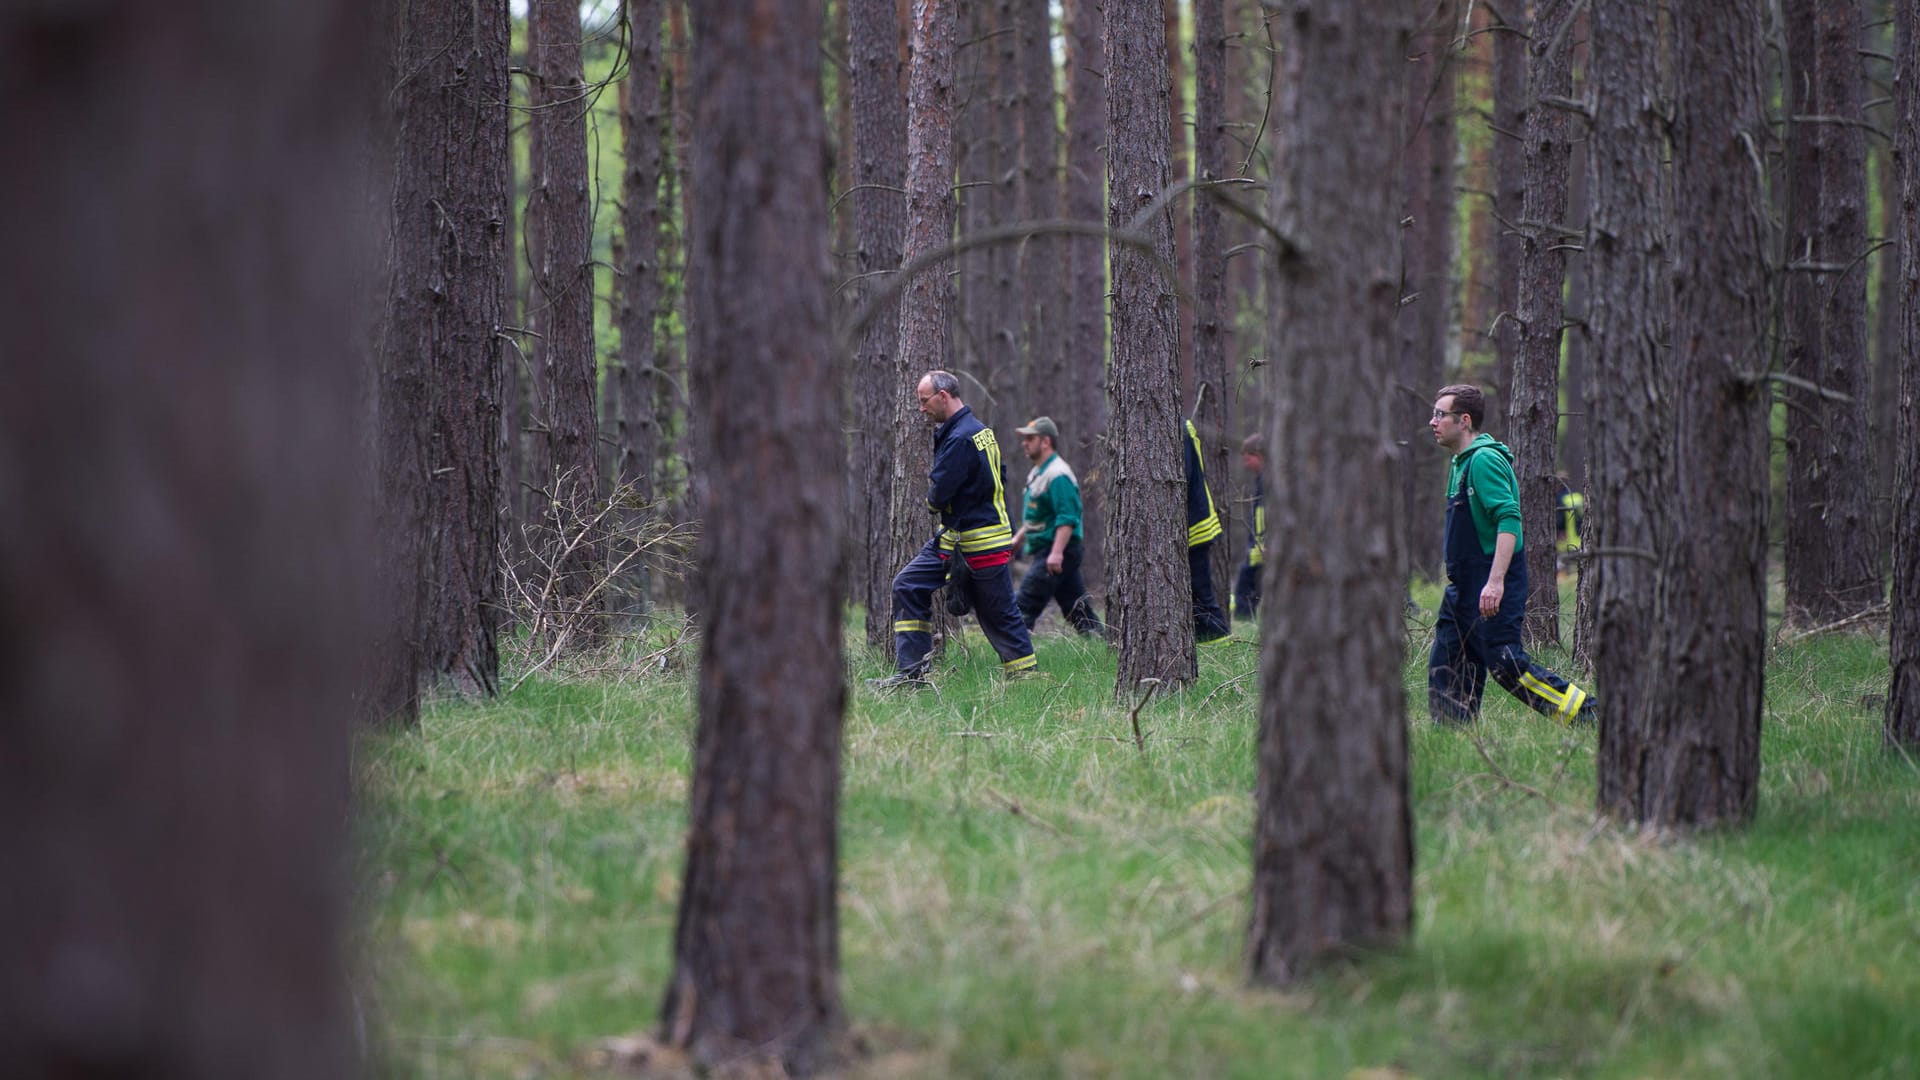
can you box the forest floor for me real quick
[355,581,1919,1079]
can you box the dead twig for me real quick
[1127,678,1163,753]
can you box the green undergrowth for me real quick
[356,600,1919,1079]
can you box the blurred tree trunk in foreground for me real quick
[0,3,377,1075]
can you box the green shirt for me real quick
[1447,433,1524,555]
[1020,453,1084,554]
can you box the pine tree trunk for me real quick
[1599,0,1771,828]
[614,0,664,620]
[1783,0,1879,625]
[1398,3,1457,583]
[1488,2,1527,433]
[851,0,910,650]
[1587,0,1672,793]
[1016,0,1063,412]
[1166,0,1195,401]
[1512,0,1576,648]
[1887,0,1920,749]
[1194,0,1235,601]
[0,3,375,1071]
[659,2,846,1071]
[1106,0,1196,691]
[1064,0,1110,596]
[528,0,605,645]
[1248,0,1413,985]
[893,0,958,581]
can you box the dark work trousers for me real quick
[1190,541,1231,643]
[891,539,1037,675]
[1427,481,1590,724]
[1232,561,1261,621]
[1015,538,1105,635]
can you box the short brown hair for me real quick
[1436,383,1486,430]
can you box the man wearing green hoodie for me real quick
[1427,384,1597,726]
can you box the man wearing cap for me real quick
[869,370,1038,690]
[1010,416,1105,637]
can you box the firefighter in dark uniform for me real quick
[869,371,1038,689]
[1232,432,1266,621]
[1185,419,1231,643]
[1426,384,1597,725]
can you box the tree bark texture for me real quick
[1248,0,1413,986]
[1511,0,1576,648]
[614,0,664,619]
[1105,0,1196,691]
[1194,0,1236,599]
[528,0,605,643]
[0,3,374,1073]
[1888,0,1920,749]
[1225,0,1268,424]
[892,0,958,578]
[1488,1,1528,433]
[1398,2,1457,583]
[1873,128,1900,548]
[1167,0,1195,401]
[374,0,510,717]
[851,0,910,650]
[1065,0,1110,594]
[1601,0,1771,828]
[1587,0,1672,791]
[1016,0,1063,415]
[1783,0,1879,625]
[660,2,846,1072]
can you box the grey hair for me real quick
[923,370,961,397]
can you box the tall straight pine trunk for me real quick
[1886,0,1920,749]
[660,0,846,1072]
[1511,0,1577,647]
[1248,0,1413,983]
[850,0,909,649]
[1586,0,1671,772]
[1601,0,1771,827]
[1105,0,1196,691]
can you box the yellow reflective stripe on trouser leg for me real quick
[1518,671,1583,724]
[894,620,931,634]
[1001,654,1037,672]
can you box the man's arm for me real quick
[1046,524,1072,573]
[1481,531,1516,617]
[925,437,969,510]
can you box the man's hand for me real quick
[1046,550,1064,574]
[1478,579,1504,618]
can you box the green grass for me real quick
[355,602,1920,1078]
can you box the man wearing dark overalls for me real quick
[868,370,1038,690]
[1427,384,1597,725]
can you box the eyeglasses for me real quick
[1431,409,1463,420]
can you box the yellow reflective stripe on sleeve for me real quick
[893,620,932,634]
[1001,653,1037,672]
[1188,516,1224,546]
